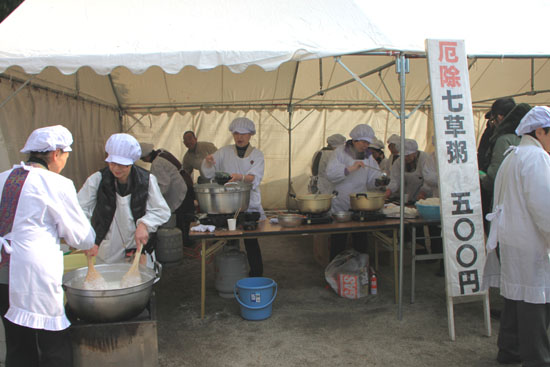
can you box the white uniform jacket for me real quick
[387,151,435,200]
[201,145,266,219]
[78,171,170,265]
[0,164,95,331]
[483,135,550,304]
[325,145,382,213]
[151,153,187,212]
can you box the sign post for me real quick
[425,39,491,340]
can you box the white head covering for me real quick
[20,125,73,153]
[229,117,256,135]
[105,133,141,165]
[515,106,550,136]
[396,138,419,156]
[387,134,400,145]
[327,134,346,147]
[349,124,375,143]
[369,138,385,150]
[139,142,154,158]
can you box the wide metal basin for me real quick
[62,262,161,323]
[194,182,252,214]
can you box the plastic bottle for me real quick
[370,272,377,295]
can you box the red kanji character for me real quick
[440,65,461,88]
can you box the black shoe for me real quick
[496,355,521,364]
[496,350,521,364]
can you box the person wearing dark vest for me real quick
[78,133,170,268]
[140,143,196,245]
[0,125,95,366]
[308,133,346,194]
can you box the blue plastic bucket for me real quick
[234,277,277,321]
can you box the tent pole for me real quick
[335,57,399,119]
[287,106,293,203]
[397,53,409,321]
[0,74,35,109]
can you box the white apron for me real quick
[7,240,69,330]
[95,194,156,268]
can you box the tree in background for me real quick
[1,0,24,23]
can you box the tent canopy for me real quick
[1,0,550,208]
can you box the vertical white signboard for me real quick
[426,40,490,339]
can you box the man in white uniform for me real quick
[201,118,265,276]
[380,134,400,175]
[384,138,436,202]
[483,106,550,365]
[326,124,382,260]
[78,134,170,267]
[0,125,95,366]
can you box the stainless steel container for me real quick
[332,211,352,222]
[277,213,303,227]
[194,182,252,214]
[63,262,162,323]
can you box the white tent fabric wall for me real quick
[127,108,431,209]
[0,80,120,189]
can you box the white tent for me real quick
[1,0,550,209]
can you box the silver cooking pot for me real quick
[194,182,252,214]
[62,262,162,323]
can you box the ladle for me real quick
[121,242,143,288]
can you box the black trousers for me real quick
[329,232,368,261]
[228,239,263,277]
[0,284,73,367]
[498,297,550,366]
[175,203,194,245]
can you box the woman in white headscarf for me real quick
[201,117,265,276]
[0,126,95,366]
[325,124,383,260]
[309,133,346,194]
[384,138,435,202]
[78,134,171,267]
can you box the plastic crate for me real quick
[415,204,441,220]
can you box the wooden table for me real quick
[190,218,401,319]
[406,218,442,304]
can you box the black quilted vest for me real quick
[90,166,150,246]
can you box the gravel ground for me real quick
[154,234,506,367]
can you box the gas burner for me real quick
[199,212,260,230]
[351,210,386,222]
[300,212,332,225]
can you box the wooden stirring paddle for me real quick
[121,242,143,288]
[83,253,107,290]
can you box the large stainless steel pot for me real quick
[62,262,162,323]
[349,191,385,211]
[194,182,252,214]
[290,193,335,213]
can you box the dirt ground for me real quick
[154,234,507,367]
